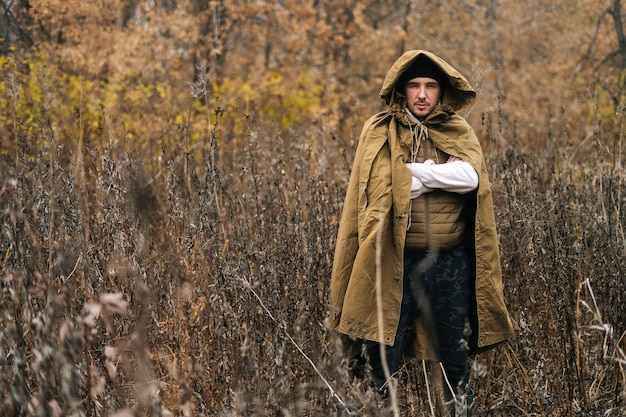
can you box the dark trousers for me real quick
[368,245,471,398]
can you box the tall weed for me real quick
[1,73,624,417]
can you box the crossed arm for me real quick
[406,156,478,199]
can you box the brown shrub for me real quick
[1,89,625,417]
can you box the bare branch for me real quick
[571,7,611,81]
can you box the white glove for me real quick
[411,176,432,199]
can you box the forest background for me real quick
[1,0,625,416]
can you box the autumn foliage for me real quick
[1,1,625,416]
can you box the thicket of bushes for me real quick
[1,49,625,416]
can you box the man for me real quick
[329,50,515,414]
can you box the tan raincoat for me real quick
[329,50,515,358]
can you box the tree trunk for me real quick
[610,0,626,69]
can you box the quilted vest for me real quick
[404,136,468,251]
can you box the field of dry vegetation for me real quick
[1,0,626,416]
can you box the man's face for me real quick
[404,77,442,121]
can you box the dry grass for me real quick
[1,95,625,417]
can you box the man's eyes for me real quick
[408,83,439,89]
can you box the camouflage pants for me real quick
[369,245,471,397]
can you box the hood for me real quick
[380,50,476,113]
